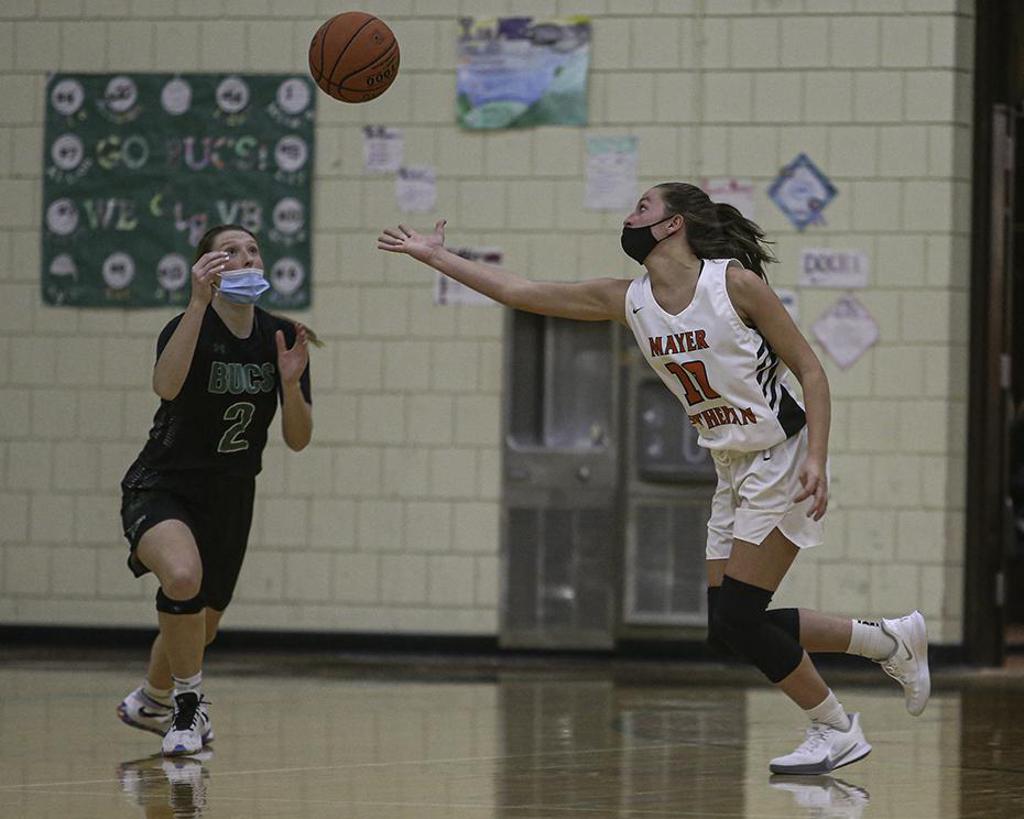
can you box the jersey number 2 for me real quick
[218,402,255,453]
[665,361,721,406]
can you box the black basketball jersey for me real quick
[123,305,312,489]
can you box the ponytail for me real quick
[655,183,777,281]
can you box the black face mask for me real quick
[620,215,676,264]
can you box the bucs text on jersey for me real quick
[123,306,311,490]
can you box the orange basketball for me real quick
[308,11,400,103]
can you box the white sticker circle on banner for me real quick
[51,78,85,116]
[105,76,138,113]
[273,198,304,235]
[277,78,311,115]
[161,78,192,115]
[156,253,189,292]
[51,134,85,171]
[270,258,305,295]
[216,77,250,113]
[46,198,79,235]
[102,252,135,289]
[275,135,308,172]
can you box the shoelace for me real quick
[795,723,832,754]
[171,694,208,732]
[880,651,913,685]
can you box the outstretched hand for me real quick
[377,220,447,264]
[275,324,309,387]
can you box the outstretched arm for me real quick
[378,220,630,324]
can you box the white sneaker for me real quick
[769,713,872,775]
[770,774,870,818]
[878,610,930,716]
[162,692,212,757]
[117,686,173,736]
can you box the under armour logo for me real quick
[212,343,227,354]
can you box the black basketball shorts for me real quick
[120,474,256,611]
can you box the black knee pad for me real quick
[156,588,205,615]
[767,606,800,643]
[706,586,733,657]
[711,576,803,683]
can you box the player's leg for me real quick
[118,489,200,740]
[713,530,872,775]
[135,520,211,756]
[132,607,222,743]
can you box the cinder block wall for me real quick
[0,0,973,643]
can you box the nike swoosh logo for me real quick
[901,640,912,661]
[631,305,643,314]
[138,707,170,719]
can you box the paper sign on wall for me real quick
[396,165,436,213]
[812,295,879,370]
[768,153,837,231]
[800,249,869,288]
[703,177,755,219]
[363,125,403,173]
[434,246,503,306]
[584,134,637,210]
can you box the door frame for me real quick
[965,1,1016,664]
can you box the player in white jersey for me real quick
[378,182,929,775]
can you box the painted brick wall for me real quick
[0,0,974,643]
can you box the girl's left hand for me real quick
[794,457,828,520]
[276,324,309,386]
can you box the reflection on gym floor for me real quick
[1,652,1022,818]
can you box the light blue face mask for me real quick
[217,267,270,304]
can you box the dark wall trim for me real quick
[965,0,1013,665]
[0,625,965,667]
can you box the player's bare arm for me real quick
[726,265,831,520]
[152,251,226,401]
[277,325,313,451]
[378,220,632,325]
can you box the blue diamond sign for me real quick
[768,153,837,231]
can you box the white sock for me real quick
[172,671,203,698]
[143,680,173,706]
[805,690,851,731]
[848,619,897,661]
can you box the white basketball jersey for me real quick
[624,258,805,453]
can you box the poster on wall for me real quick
[702,177,756,219]
[799,248,869,288]
[768,153,836,231]
[363,125,403,173]
[41,72,315,308]
[456,16,591,130]
[395,165,437,213]
[434,246,503,306]
[812,295,879,369]
[584,135,637,210]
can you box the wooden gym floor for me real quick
[1,647,1023,818]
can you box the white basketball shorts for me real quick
[705,426,826,560]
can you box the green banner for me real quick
[41,73,315,308]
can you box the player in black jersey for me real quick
[116,224,314,756]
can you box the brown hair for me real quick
[194,224,324,348]
[655,183,776,281]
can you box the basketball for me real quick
[308,11,400,103]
